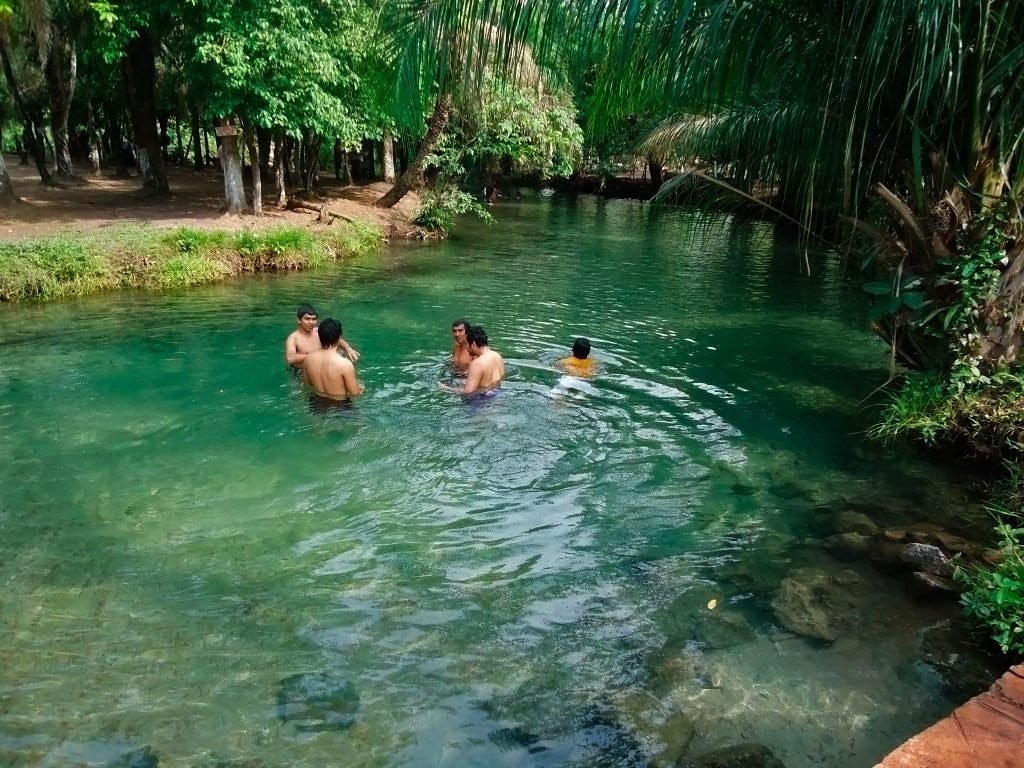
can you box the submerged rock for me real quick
[488,727,544,752]
[275,672,359,732]
[771,567,858,642]
[832,510,879,537]
[39,742,158,768]
[824,532,871,560]
[682,742,786,768]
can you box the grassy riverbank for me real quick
[0,222,384,302]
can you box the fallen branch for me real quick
[286,197,357,225]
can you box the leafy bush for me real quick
[415,187,495,235]
[869,370,1024,456]
[956,509,1024,657]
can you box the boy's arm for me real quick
[285,334,305,366]
[340,339,360,362]
[341,362,364,396]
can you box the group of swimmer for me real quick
[284,304,597,403]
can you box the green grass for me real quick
[868,371,1024,457]
[0,223,384,302]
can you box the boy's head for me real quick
[571,337,591,359]
[317,318,343,348]
[467,325,488,350]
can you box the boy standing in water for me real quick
[285,304,360,368]
[450,318,472,373]
[558,337,597,378]
[441,325,505,395]
[302,318,364,400]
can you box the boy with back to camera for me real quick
[558,337,597,378]
[302,318,365,401]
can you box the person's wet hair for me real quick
[572,337,591,359]
[297,304,317,319]
[467,325,488,347]
[317,318,342,347]
[452,318,469,331]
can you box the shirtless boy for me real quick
[302,318,364,400]
[285,304,360,368]
[440,325,505,395]
[450,318,472,373]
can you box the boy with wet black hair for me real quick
[284,304,359,367]
[558,337,597,378]
[302,318,364,400]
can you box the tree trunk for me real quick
[273,127,287,207]
[362,139,376,179]
[257,126,271,179]
[0,128,17,202]
[44,26,76,176]
[86,101,101,175]
[648,157,664,188]
[122,30,169,192]
[190,105,204,170]
[243,122,262,216]
[218,119,245,213]
[301,129,321,192]
[0,36,52,184]
[376,93,452,208]
[382,130,396,183]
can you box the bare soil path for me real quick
[0,157,421,241]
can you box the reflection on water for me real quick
[0,197,996,768]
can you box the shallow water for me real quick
[0,197,997,768]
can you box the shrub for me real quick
[415,187,495,235]
[956,509,1024,657]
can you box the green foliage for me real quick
[0,223,384,302]
[956,498,1024,657]
[869,370,1024,456]
[861,213,1013,381]
[457,78,583,179]
[415,187,495,236]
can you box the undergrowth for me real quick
[0,222,384,302]
[955,467,1024,658]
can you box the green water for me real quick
[0,197,996,768]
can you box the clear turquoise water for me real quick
[0,197,995,768]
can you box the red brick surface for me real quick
[876,665,1024,768]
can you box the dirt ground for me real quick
[0,156,423,241]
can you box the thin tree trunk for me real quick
[243,121,262,216]
[377,93,452,208]
[0,36,52,184]
[202,124,211,165]
[648,157,664,188]
[105,102,127,175]
[362,139,376,179]
[257,126,271,179]
[86,101,101,175]
[122,30,169,192]
[273,127,287,207]
[0,128,17,201]
[382,130,396,183]
[217,119,245,213]
[189,105,203,169]
[301,129,321,192]
[44,26,76,176]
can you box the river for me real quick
[0,196,997,767]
